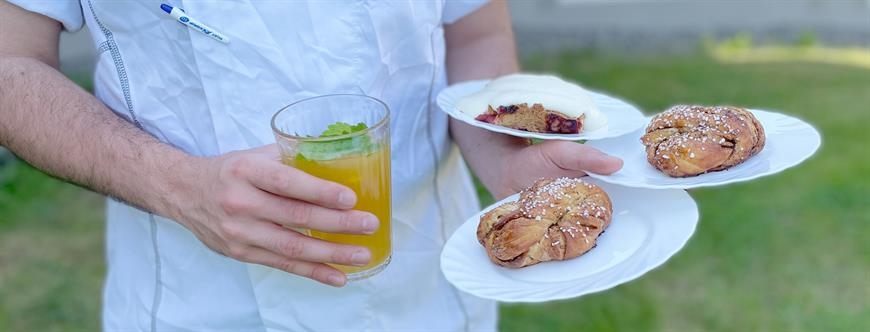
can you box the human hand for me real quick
[488,140,623,199]
[174,144,377,287]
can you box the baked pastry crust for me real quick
[476,178,612,268]
[641,105,765,177]
[475,103,584,134]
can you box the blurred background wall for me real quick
[510,0,869,54]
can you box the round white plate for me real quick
[437,80,647,140]
[440,179,698,303]
[584,110,821,189]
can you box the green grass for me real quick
[1,51,868,331]
[0,161,104,331]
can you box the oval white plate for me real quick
[584,110,821,189]
[437,80,647,140]
[440,179,698,303]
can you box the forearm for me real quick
[445,0,523,198]
[0,57,199,219]
[445,35,519,85]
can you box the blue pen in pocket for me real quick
[160,3,230,44]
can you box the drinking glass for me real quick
[271,94,391,281]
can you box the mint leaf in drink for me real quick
[296,121,375,160]
[321,122,367,137]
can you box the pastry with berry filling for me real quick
[476,177,613,268]
[641,105,766,177]
[457,74,607,134]
[474,103,583,134]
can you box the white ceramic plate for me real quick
[437,80,647,140]
[584,110,821,189]
[440,179,698,303]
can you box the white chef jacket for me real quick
[10,1,496,330]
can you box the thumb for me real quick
[541,141,623,175]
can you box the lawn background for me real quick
[1,51,868,331]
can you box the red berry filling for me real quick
[546,113,580,133]
[475,113,497,123]
[497,105,520,114]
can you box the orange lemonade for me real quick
[285,145,391,274]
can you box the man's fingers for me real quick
[241,245,348,287]
[237,158,357,209]
[273,199,379,234]
[540,141,623,175]
[216,185,377,234]
[227,220,372,267]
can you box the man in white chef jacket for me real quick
[0,1,621,330]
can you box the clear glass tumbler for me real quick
[271,94,391,281]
